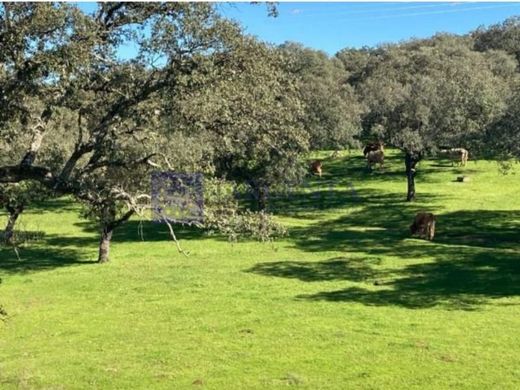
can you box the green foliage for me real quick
[281,42,363,150]
[160,35,310,209]
[0,3,91,131]
[359,35,515,154]
[336,46,382,86]
[1,3,301,254]
[473,16,520,63]
[203,178,286,242]
[483,83,520,160]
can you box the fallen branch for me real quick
[163,217,190,257]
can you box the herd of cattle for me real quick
[309,142,470,175]
[310,143,469,176]
[308,142,470,241]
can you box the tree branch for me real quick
[20,106,53,167]
[0,165,54,185]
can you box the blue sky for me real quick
[78,2,520,57]
[219,2,520,54]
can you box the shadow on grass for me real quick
[268,188,364,215]
[0,221,207,274]
[297,250,520,310]
[248,194,520,309]
[311,153,408,185]
[437,210,520,249]
[286,189,446,245]
[25,197,80,215]
[291,205,520,255]
[247,247,520,310]
[0,230,46,244]
[0,245,93,274]
[71,220,208,243]
[247,257,381,283]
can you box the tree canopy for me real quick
[280,42,363,151]
[340,34,518,199]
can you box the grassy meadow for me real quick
[1,149,519,389]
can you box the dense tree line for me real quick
[1,3,519,261]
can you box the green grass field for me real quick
[1,150,519,389]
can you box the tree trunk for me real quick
[250,181,269,211]
[58,148,87,184]
[98,226,113,263]
[4,205,23,245]
[97,209,134,263]
[405,152,420,202]
[20,107,52,167]
[259,185,268,211]
[255,184,269,211]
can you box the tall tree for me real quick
[0,3,298,260]
[163,37,310,211]
[359,35,514,200]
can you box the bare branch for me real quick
[0,165,54,185]
[109,209,135,230]
[163,217,190,257]
[82,153,157,174]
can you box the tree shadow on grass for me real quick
[248,189,520,310]
[311,152,408,185]
[287,185,517,254]
[297,250,520,310]
[247,246,520,310]
[24,197,80,215]
[247,257,382,283]
[72,220,209,243]
[436,210,520,250]
[268,189,364,216]
[268,150,459,216]
[0,219,207,275]
[288,189,446,244]
[0,245,93,274]
[300,212,516,254]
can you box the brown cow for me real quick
[410,212,436,241]
[366,149,384,170]
[310,160,323,177]
[363,141,384,157]
[439,148,469,167]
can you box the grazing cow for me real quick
[363,141,384,157]
[439,148,469,167]
[366,149,384,170]
[410,212,436,241]
[310,160,323,177]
